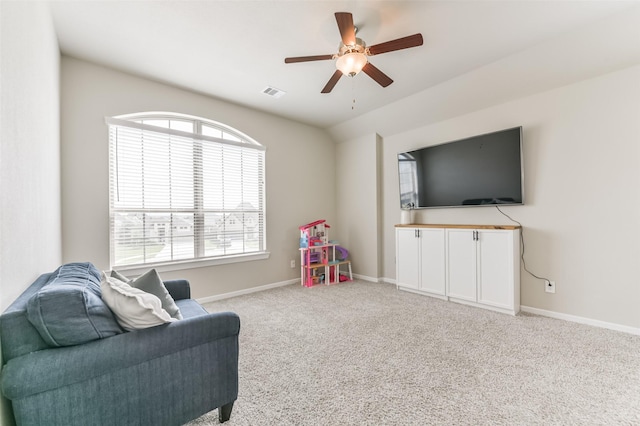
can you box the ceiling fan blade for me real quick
[367,33,424,56]
[285,54,334,64]
[335,12,356,46]
[321,70,343,93]
[362,62,393,88]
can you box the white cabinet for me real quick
[396,225,520,315]
[396,228,421,291]
[446,228,520,314]
[446,229,477,302]
[396,227,446,297]
[477,230,519,310]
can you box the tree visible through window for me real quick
[106,112,266,268]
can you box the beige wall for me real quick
[61,57,336,299]
[0,2,61,424]
[335,133,382,280]
[0,1,61,309]
[377,65,639,329]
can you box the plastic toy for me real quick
[298,220,352,287]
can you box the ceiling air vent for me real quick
[262,86,286,99]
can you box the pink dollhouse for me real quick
[299,220,352,287]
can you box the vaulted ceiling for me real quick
[49,1,638,129]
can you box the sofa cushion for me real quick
[26,262,123,347]
[100,274,175,332]
[110,269,183,320]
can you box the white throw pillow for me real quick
[110,269,183,320]
[100,273,175,332]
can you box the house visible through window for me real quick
[106,112,266,268]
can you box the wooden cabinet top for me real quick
[395,224,521,230]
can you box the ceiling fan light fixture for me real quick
[336,52,368,77]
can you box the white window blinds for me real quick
[106,115,265,268]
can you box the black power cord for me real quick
[495,206,550,283]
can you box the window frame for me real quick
[106,112,268,274]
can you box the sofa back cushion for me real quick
[26,263,123,347]
[0,273,54,363]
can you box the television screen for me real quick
[398,126,524,209]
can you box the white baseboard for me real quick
[196,278,298,304]
[521,305,640,336]
[352,273,380,283]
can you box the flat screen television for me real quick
[398,126,524,209]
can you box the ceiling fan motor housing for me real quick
[338,37,367,56]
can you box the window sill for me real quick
[112,251,271,276]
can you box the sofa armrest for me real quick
[1,311,239,399]
[163,279,191,300]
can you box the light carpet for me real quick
[187,280,640,425]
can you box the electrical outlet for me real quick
[545,280,556,294]
[290,260,296,269]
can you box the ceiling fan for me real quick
[285,12,423,93]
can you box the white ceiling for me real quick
[49,0,638,129]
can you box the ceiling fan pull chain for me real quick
[352,79,356,110]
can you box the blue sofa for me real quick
[0,263,240,425]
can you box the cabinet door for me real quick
[396,228,420,290]
[477,230,515,310]
[446,229,477,302]
[420,228,446,295]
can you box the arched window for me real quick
[106,112,266,269]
